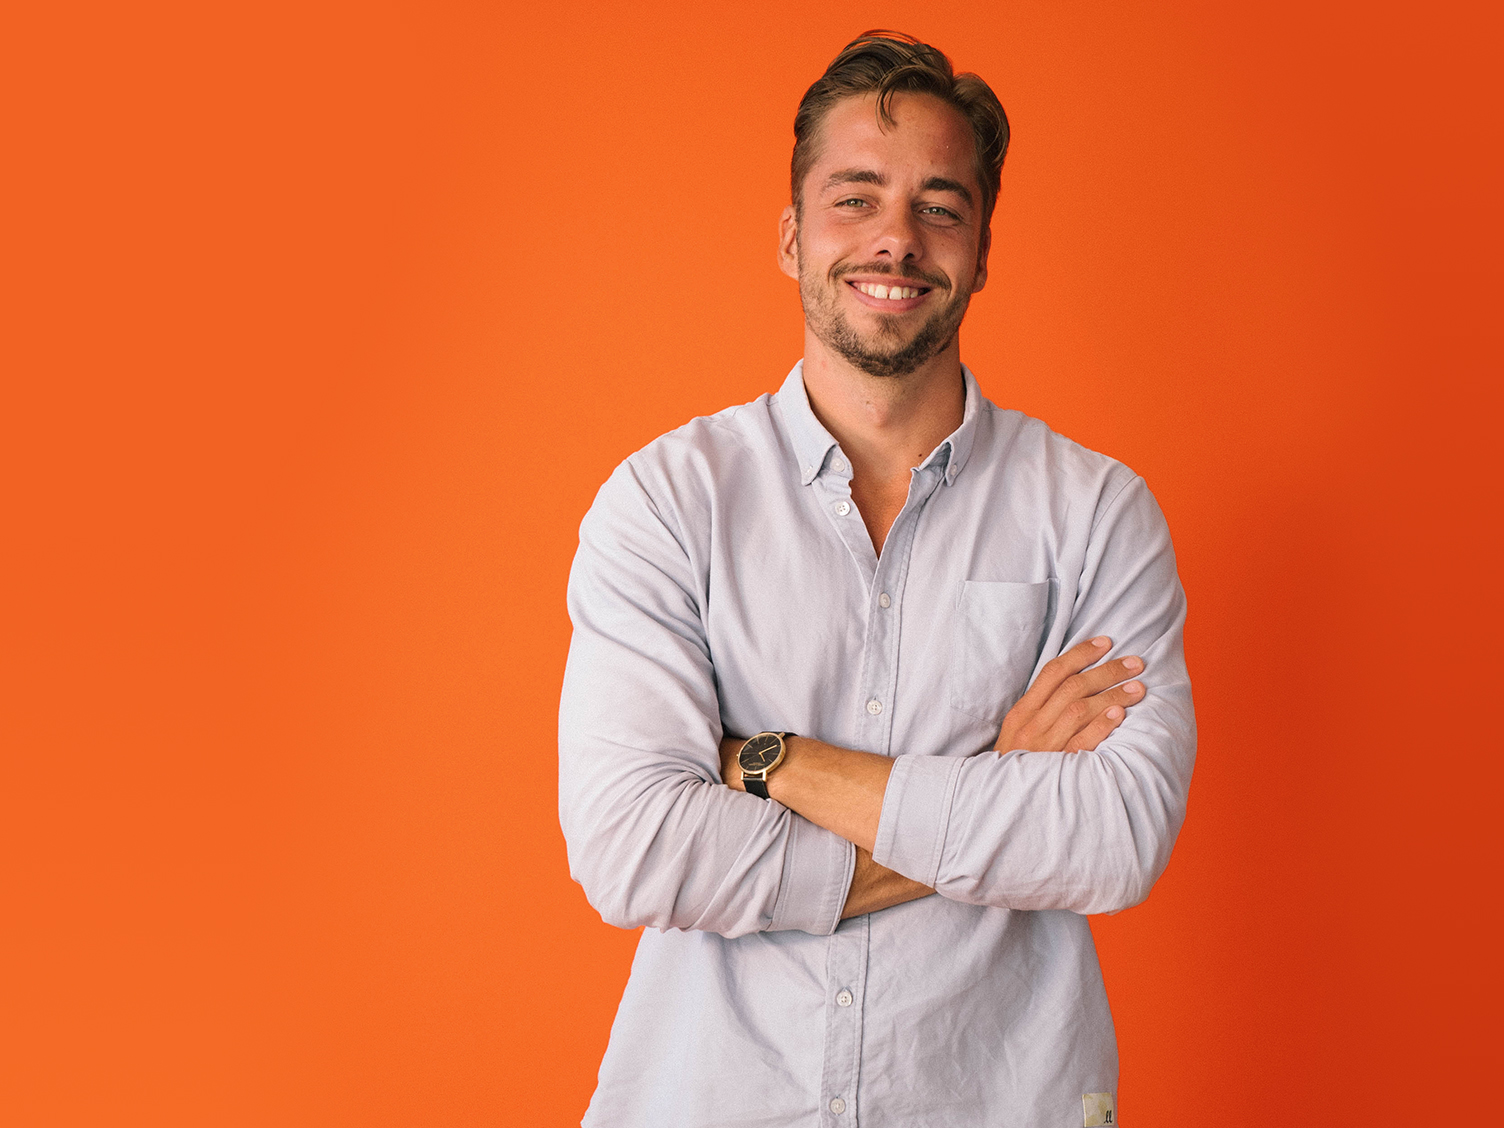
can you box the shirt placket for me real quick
[816,455,947,1128]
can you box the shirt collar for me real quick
[777,361,982,487]
[777,362,839,485]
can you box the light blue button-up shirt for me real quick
[559,363,1194,1127]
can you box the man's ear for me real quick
[973,225,991,293]
[777,205,800,280]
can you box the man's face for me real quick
[779,92,990,379]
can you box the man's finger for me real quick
[1014,636,1112,712]
[1073,677,1145,716]
[1033,656,1144,735]
[1042,679,1145,750]
[1066,656,1144,700]
[1063,704,1129,754]
[995,640,1148,754]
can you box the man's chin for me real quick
[829,312,963,376]
[801,281,969,378]
[834,334,957,379]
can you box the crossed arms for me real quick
[717,637,1151,919]
[559,456,1195,939]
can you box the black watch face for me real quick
[739,733,784,773]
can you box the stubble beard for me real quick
[799,259,973,379]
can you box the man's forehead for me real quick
[805,92,978,189]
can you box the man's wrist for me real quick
[761,735,801,800]
[719,735,746,790]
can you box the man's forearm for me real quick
[842,847,933,918]
[722,641,1145,852]
[721,735,932,915]
[719,641,1149,916]
[757,741,939,918]
[724,735,892,851]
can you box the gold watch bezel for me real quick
[738,731,788,781]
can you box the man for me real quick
[559,30,1194,1128]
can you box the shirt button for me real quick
[829,1097,846,1115]
[833,457,847,473]
[866,698,882,715]
[836,989,853,1007]
[834,501,851,516]
[878,592,891,608]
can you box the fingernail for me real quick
[1106,706,1123,719]
[1092,636,1110,648]
[1124,657,1143,672]
[1125,681,1143,694]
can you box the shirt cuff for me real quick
[769,811,855,936]
[872,754,964,888]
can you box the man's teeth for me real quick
[854,282,922,300]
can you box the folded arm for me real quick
[722,476,1194,916]
[722,635,1141,825]
[889,476,1195,913]
[559,460,859,939]
[720,638,1149,914]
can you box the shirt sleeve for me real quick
[558,459,856,939]
[872,474,1196,915]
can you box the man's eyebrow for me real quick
[921,176,973,206]
[822,168,886,191]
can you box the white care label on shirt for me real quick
[1082,1091,1116,1126]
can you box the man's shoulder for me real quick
[972,397,1140,501]
[630,394,773,469]
[587,391,786,522]
[611,390,791,492]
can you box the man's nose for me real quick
[871,208,922,263]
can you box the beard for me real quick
[799,259,974,378]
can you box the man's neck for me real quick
[799,334,966,486]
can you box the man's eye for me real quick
[921,206,958,218]
[836,198,868,207]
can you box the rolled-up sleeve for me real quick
[873,475,1195,915]
[559,459,855,938]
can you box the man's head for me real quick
[791,32,1010,226]
[780,32,1010,380]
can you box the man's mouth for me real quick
[848,281,928,301]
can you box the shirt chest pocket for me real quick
[948,579,1055,725]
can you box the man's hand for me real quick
[995,636,1145,754]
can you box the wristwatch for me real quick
[738,731,794,800]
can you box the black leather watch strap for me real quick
[744,776,771,800]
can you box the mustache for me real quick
[831,262,951,292]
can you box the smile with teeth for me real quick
[851,281,926,301]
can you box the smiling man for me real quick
[559,31,1194,1128]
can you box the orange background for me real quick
[6,1,1501,1124]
